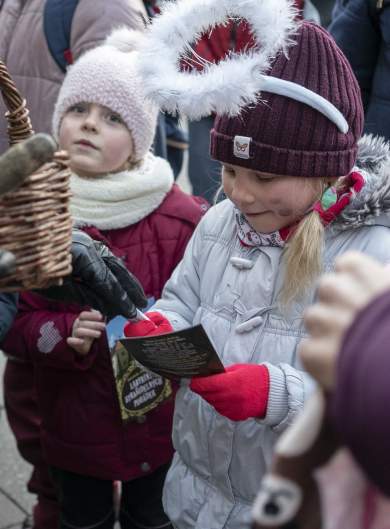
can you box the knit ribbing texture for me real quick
[210,22,364,178]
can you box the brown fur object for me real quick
[252,391,340,529]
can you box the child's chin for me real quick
[70,163,101,178]
[248,219,277,234]
[250,216,293,234]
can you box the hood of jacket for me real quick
[333,134,390,231]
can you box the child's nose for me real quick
[231,183,256,206]
[82,111,99,132]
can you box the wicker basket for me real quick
[0,60,72,291]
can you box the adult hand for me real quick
[38,230,147,319]
[67,310,106,356]
[299,252,390,390]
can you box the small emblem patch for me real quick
[37,321,62,353]
[234,135,251,159]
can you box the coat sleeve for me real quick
[1,294,98,371]
[70,0,146,61]
[329,0,380,110]
[261,361,316,433]
[0,293,18,342]
[153,220,204,330]
[171,218,202,270]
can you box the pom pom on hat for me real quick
[53,28,158,162]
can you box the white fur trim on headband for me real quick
[261,76,349,133]
[137,0,299,119]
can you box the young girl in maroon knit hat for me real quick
[112,1,390,528]
[119,1,390,528]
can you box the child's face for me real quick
[222,164,322,233]
[59,102,134,177]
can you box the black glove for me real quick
[38,230,147,319]
[0,249,16,279]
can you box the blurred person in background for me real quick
[329,0,390,140]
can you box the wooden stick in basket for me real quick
[0,133,57,195]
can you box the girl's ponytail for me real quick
[280,207,325,307]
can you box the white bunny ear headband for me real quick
[135,0,348,134]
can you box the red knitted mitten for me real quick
[124,311,173,337]
[190,364,270,421]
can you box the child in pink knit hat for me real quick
[3,29,208,529]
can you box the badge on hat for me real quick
[234,136,251,159]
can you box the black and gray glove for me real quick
[39,230,147,319]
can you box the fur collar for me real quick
[70,153,174,230]
[332,134,390,231]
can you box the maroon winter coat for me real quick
[2,184,208,480]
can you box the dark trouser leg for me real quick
[50,467,115,529]
[167,145,184,180]
[120,463,173,529]
[3,360,59,529]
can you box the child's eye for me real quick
[255,173,274,182]
[224,166,235,176]
[68,103,87,114]
[107,112,123,124]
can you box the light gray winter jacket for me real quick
[0,0,145,154]
[153,135,390,529]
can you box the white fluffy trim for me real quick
[70,153,174,230]
[136,0,299,119]
[105,27,146,53]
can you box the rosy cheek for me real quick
[277,208,294,217]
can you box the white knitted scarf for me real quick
[70,153,174,230]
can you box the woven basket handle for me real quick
[0,60,34,145]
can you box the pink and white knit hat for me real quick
[52,29,158,162]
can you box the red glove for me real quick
[124,311,173,337]
[190,364,270,421]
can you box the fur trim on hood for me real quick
[332,134,390,231]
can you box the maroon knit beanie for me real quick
[210,21,364,178]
